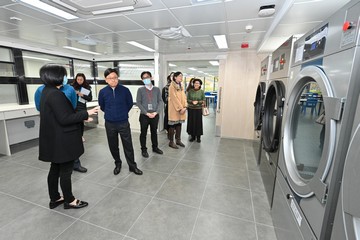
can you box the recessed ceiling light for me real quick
[19,0,78,20]
[213,35,228,49]
[63,46,101,55]
[209,61,219,66]
[169,63,177,67]
[191,0,222,5]
[10,16,22,21]
[127,41,155,52]
[188,68,197,71]
[92,6,134,15]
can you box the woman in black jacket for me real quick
[38,64,98,209]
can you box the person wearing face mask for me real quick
[35,71,88,173]
[136,71,163,158]
[37,64,99,210]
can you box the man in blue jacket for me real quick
[35,83,88,173]
[98,68,143,175]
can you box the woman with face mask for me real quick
[136,71,164,158]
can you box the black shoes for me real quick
[113,165,121,175]
[189,136,195,142]
[49,198,64,209]
[73,166,87,173]
[142,150,149,158]
[130,168,143,175]
[176,140,185,147]
[64,199,88,209]
[197,136,201,143]
[153,148,163,154]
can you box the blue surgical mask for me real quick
[143,78,151,85]
[62,75,68,85]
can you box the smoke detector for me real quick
[245,24,253,33]
[258,4,275,17]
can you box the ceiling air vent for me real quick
[258,4,275,17]
[150,26,191,40]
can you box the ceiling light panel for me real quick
[127,41,155,52]
[19,0,78,20]
[213,35,228,49]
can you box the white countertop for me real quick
[0,103,37,112]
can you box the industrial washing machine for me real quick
[261,36,296,207]
[272,0,360,239]
[253,55,271,165]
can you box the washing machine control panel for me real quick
[303,24,328,61]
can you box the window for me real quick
[0,47,14,77]
[73,59,93,79]
[117,60,154,80]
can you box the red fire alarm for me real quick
[241,42,249,48]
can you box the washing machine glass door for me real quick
[283,66,336,198]
[262,80,285,152]
[254,82,266,130]
[342,124,360,239]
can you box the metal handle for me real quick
[286,194,293,199]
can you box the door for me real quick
[282,66,341,200]
[254,82,266,130]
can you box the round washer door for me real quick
[262,80,285,152]
[342,124,360,239]
[254,82,266,130]
[282,66,336,197]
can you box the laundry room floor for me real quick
[0,108,277,240]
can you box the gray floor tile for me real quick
[127,198,198,240]
[81,189,151,235]
[117,170,168,195]
[201,183,254,221]
[214,152,247,169]
[56,220,125,240]
[183,148,216,163]
[0,193,35,228]
[140,155,179,173]
[249,170,266,192]
[171,160,211,181]
[256,224,278,240]
[207,165,250,189]
[192,210,257,240]
[0,206,74,240]
[156,175,206,207]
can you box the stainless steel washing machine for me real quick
[331,96,360,240]
[261,36,296,207]
[272,1,360,239]
[253,55,271,165]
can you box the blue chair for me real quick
[301,93,318,115]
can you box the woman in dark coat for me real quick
[162,72,174,138]
[38,64,98,209]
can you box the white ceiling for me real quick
[0,0,350,61]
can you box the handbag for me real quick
[202,107,210,116]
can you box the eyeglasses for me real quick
[106,77,119,81]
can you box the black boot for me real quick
[189,135,195,142]
[196,136,201,143]
[175,125,185,147]
[168,127,178,149]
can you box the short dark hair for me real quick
[39,64,67,87]
[140,71,152,79]
[104,68,119,78]
[72,73,90,90]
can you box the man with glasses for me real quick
[98,68,143,176]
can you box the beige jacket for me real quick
[168,81,187,121]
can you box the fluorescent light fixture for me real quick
[294,0,323,4]
[23,56,51,61]
[214,35,228,49]
[92,6,134,15]
[63,46,101,55]
[19,0,78,20]
[209,61,219,66]
[52,0,78,12]
[10,16,22,21]
[188,68,197,71]
[127,41,155,52]
[169,63,177,67]
[191,0,222,4]
[198,71,204,73]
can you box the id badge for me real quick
[148,104,153,110]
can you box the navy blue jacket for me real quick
[98,84,133,123]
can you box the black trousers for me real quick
[139,114,159,151]
[105,121,137,170]
[48,160,75,203]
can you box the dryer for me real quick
[253,55,271,165]
[272,1,360,239]
[261,36,296,207]
[331,96,360,240]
